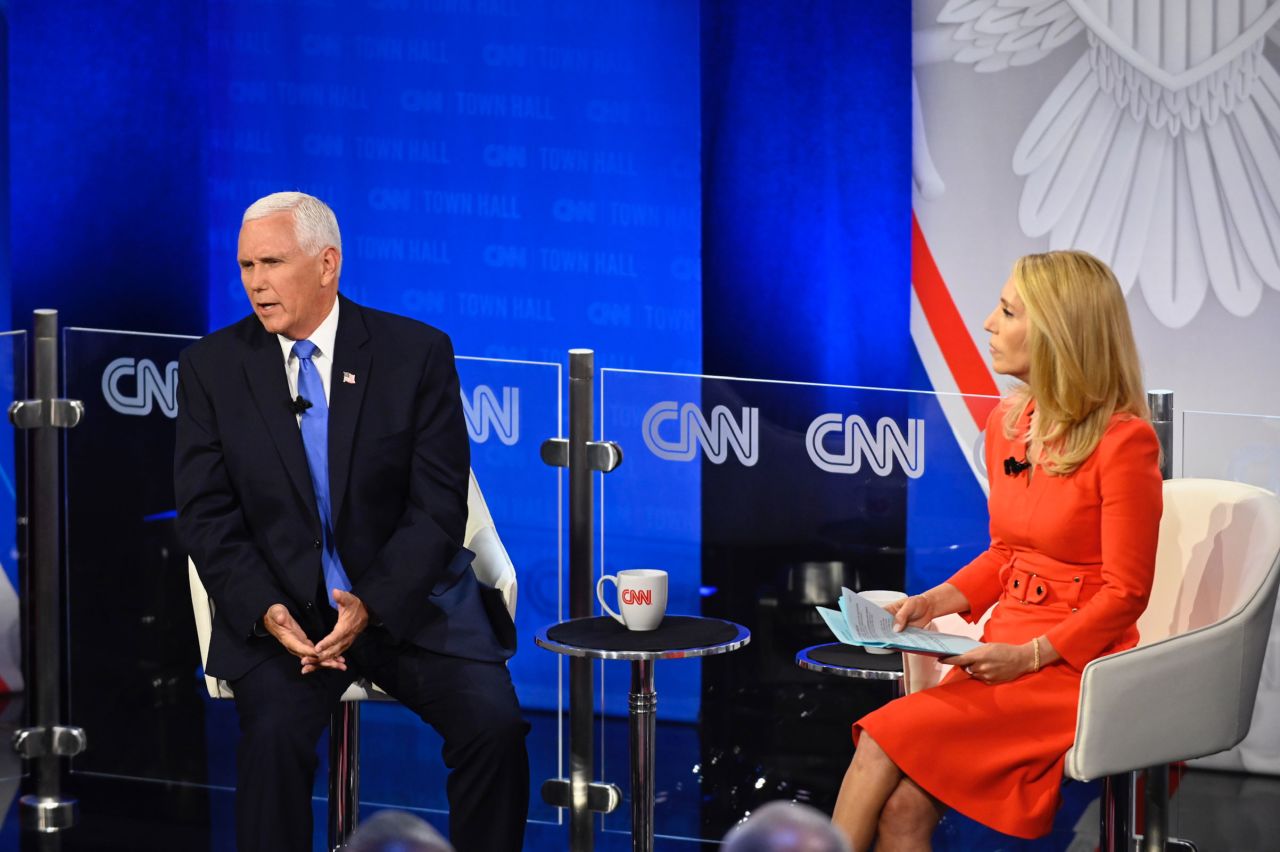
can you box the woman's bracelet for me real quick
[1031,637,1041,673]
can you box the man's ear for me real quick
[320,245,341,286]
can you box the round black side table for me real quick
[795,642,907,694]
[536,615,750,852]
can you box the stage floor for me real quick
[0,753,1271,850]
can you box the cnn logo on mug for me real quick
[621,588,653,606]
[597,569,668,631]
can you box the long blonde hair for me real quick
[1002,250,1149,475]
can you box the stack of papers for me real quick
[816,587,981,657]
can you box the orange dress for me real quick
[853,399,1163,839]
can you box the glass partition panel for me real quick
[0,331,27,796]
[62,327,203,791]
[1180,408,1280,797]
[1181,409,1280,492]
[598,369,1010,843]
[60,329,564,829]
[358,356,564,823]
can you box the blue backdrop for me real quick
[702,0,913,388]
[202,1,701,372]
[1,2,927,844]
[7,0,705,715]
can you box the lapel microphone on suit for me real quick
[1004,456,1032,477]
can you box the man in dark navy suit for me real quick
[175,192,528,852]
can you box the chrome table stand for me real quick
[537,616,750,852]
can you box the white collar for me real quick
[277,297,340,362]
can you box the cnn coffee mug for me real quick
[859,589,908,654]
[596,569,668,631]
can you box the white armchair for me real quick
[1068,479,1280,781]
[463,468,518,620]
[904,478,1280,850]
[187,468,517,850]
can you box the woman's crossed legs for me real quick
[831,732,945,852]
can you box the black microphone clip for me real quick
[1004,456,1032,477]
[289,395,313,415]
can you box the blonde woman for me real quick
[832,251,1163,849]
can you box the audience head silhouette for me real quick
[345,810,455,852]
[722,801,851,852]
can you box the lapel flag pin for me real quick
[342,372,356,385]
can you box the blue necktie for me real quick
[292,339,351,609]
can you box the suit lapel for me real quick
[328,297,370,529]
[243,327,319,526]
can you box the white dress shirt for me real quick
[277,298,340,420]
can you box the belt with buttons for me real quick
[1002,561,1100,612]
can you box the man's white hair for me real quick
[242,191,343,276]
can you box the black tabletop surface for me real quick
[806,643,904,673]
[546,615,740,652]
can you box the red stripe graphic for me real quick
[911,213,999,427]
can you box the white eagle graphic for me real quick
[914,0,1280,329]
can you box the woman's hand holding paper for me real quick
[888,594,934,631]
[942,642,1034,685]
[890,583,971,633]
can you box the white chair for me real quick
[904,478,1280,851]
[188,469,517,851]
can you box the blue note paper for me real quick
[816,587,982,657]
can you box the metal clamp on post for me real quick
[540,349,623,851]
[539,778,622,814]
[12,726,87,759]
[540,439,623,473]
[8,398,84,430]
[10,309,85,839]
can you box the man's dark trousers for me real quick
[231,620,528,852]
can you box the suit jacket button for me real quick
[304,602,314,611]
[313,539,322,549]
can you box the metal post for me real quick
[1142,765,1168,852]
[539,350,623,850]
[9,310,86,841]
[1136,390,1197,851]
[567,350,595,852]
[1101,772,1132,852]
[327,702,361,851]
[28,312,59,814]
[1144,389,1171,852]
[628,660,656,852]
[1148,390,1173,481]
